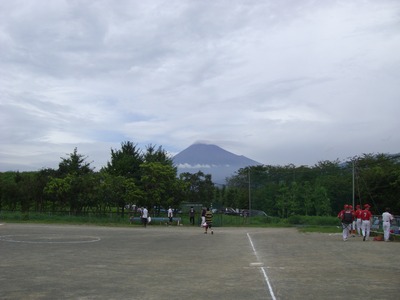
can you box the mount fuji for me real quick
[172,143,262,185]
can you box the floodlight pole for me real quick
[248,169,251,218]
[352,160,355,208]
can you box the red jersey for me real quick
[337,210,345,219]
[355,209,363,219]
[360,209,372,221]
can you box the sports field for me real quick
[0,223,398,300]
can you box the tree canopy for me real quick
[0,143,399,217]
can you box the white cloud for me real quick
[177,163,213,169]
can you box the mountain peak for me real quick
[173,143,261,184]
[173,143,260,166]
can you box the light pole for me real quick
[248,169,251,218]
[352,160,355,208]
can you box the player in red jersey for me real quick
[354,204,363,236]
[337,204,347,220]
[361,204,372,241]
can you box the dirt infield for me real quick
[0,223,399,300]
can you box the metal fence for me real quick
[371,215,400,234]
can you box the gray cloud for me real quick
[1,0,399,171]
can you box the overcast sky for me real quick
[1,0,399,172]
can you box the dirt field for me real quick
[0,223,399,300]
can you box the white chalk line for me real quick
[0,234,101,244]
[247,233,277,300]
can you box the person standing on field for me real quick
[167,207,173,225]
[141,207,149,228]
[337,204,347,224]
[382,207,394,242]
[355,204,363,236]
[204,207,213,234]
[189,206,195,226]
[361,204,372,241]
[201,207,206,227]
[348,205,356,236]
[338,205,354,241]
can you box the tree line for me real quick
[224,154,400,217]
[0,142,214,217]
[0,141,399,218]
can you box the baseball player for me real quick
[348,205,356,236]
[337,204,347,220]
[361,204,372,241]
[382,207,394,242]
[338,204,353,241]
[355,204,363,236]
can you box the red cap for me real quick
[364,204,370,208]
[344,204,349,209]
[348,205,353,209]
[356,205,360,209]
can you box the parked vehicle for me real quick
[220,207,268,217]
[223,207,240,216]
[240,209,268,217]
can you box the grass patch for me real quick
[297,225,342,233]
[0,211,132,227]
[0,212,348,232]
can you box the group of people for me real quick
[131,206,214,234]
[338,203,394,242]
[140,206,173,227]
[188,206,214,234]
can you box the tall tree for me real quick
[54,148,94,213]
[58,148,94,176]
[0,172,20,211]
[103,141,143,182]
[143,144,174,165]
[140,162,178,210]
[179,171,215,206]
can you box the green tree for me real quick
[14,172,37,213]
[34,168,57,212]
[0,172,20,211]
[44,175,73,211]
[354,153,400,213]
[276,184,290,218]
[302,182,314,216]
[311,160,351,213]
[103,141,143,182]
[95,173,128,214]
[58,148,94,176]
[179,171,215,206]
[55,148,95,213]
[143,144,174,165]
[140,162,178,211]
[312,182,331,216]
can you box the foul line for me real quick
[247,233,277,300]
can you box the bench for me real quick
[129,216,182,226]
